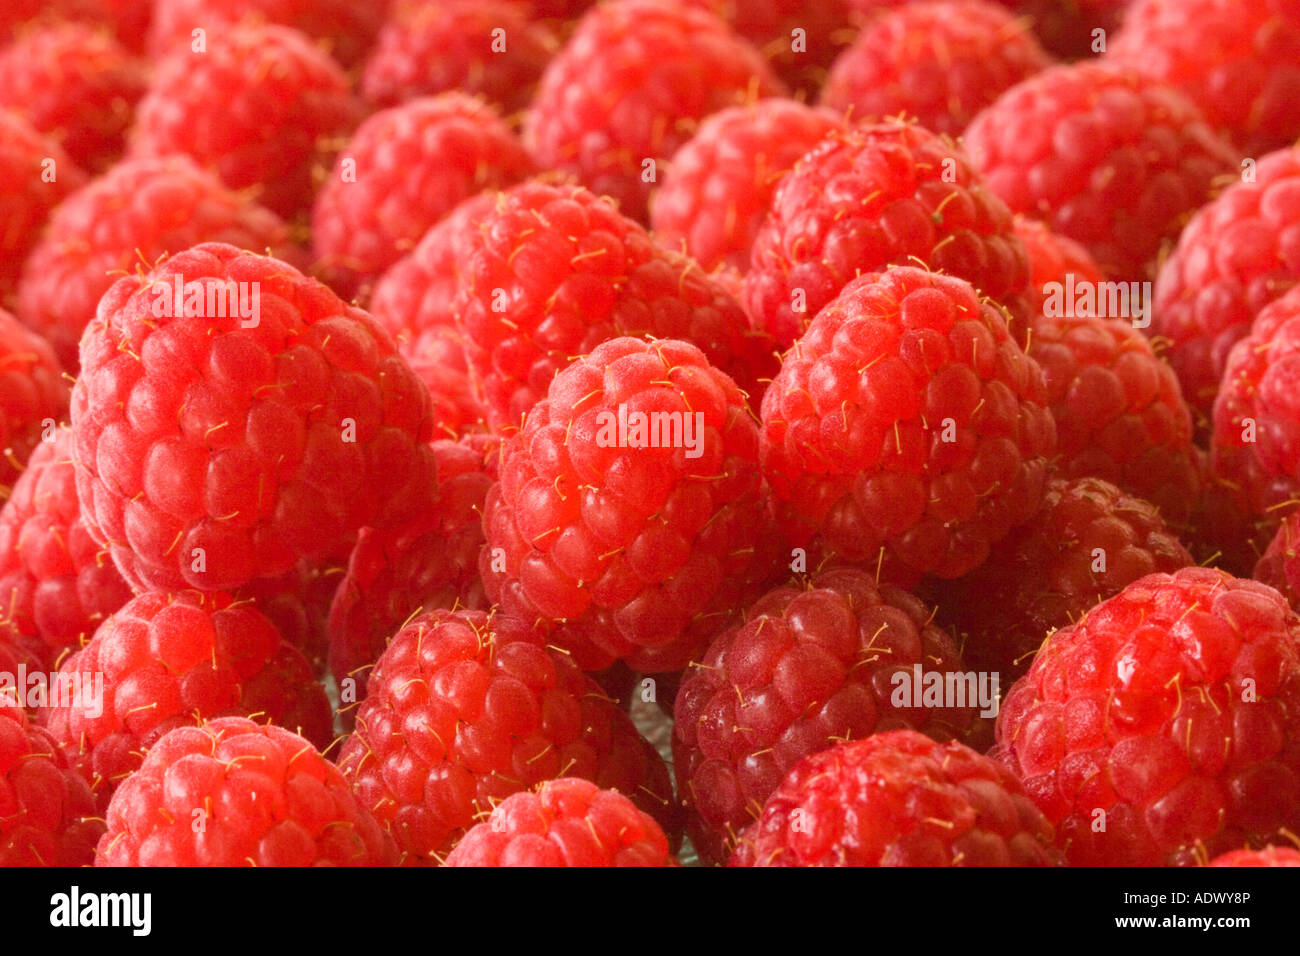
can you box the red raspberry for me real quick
[996,566,1300,865]
[759,266,1056,581]
[0,111,86,308]
[46,589,332,810]
[744,121,1032,349]
[312,94,535,301]
[127,23,362,219]
[17,155,293,373]
[1210,846,1300,866]
[730,730,1062,866]
[1014,215,1104,292]
[450,181,775,430]
[0,0,120,45]
[0,428,132,670]
[146,0,383,70]
[1256,509,1300,611]
[994,0,1130,60]
[1108,0,1300,156]
[965,62,1236,282]
[524,0,783,222]
[0,309,69,498]
[96,717,396,866]
[0,702,100,865]
[705,0,855,95]
[674,565,985,865]
[0,23,146,174]
[1150,147,1300,425]
[234,560,338,678]
[362,0,557,114]
[931,476,1193,683]
[649,99,843,274]
[481,337,769,672]
[445,777,677,866]
[821,0,1052,137]
[337,608,677,863]
[71,242,438,593]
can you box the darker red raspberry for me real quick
[0,309,69,499]
[17,155,293,373]
[996,566,1300,865]
[1210,846,1300,866]
[730,730,1061,866]
[71,242,438,594]
[481,337,770,672]
[445,777,677,866]
[1015,215,1104,292]
[337,608,677,862]
[760,266,1056,582]
[1256,510,1300,613]
[675,566,985,865]
[649,99,842,273]
[705,0,855,94]
[127,23,362,218]
[234,560,339,678]
[96,717,396,866]
[744,121,1032,349]
[821,0,1052,137]
[524,0,783,221]
[994,0,1130,59]
[964,62,1236,282]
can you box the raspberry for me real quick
[0,428,132,670]
[146,0,383,70]
[1014,215,1104,292]
[1150,147,1300,425]
[235,560,338,678]
[71,242,439,593]
[821,0,1052,137]
[1255,510,1300,613]
[0,702,100,865]
[649,99,843,273]
[744,121,1032,349]
[0,0,119,45]
[311,94,535,301]
[481,337,769,672]
[994,0,1130,60]
[445,777,677,866]
[0,23,146,174]
[96,717,396,866]
[0,309,70,499]
[337,608,677,862]
[759,266,1056,581]
[524,0,783,222]
[450,181,775,430]
[17,155,293,373]
[964,62,1237,282]
[707,0,855,94]
[362,0,557,114]
[931,476,1193,683]
[1210,846,1300,866]
[674,566,985,865]
[46,589,332,809]
[127,23,362,219]
[996,566,1300,865]
[730,730,1062,866]
[1107,0,1300,156]
[0,111,86,309]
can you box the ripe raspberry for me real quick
[964,62,1236,282]
[744,121,1032,349]
[445,777,676,866]
[1150,147,1300,424]
[994,0,1130,60]
[674,565,984,865]
[0,309,70,499]
[450,181,775,430]
[1210,846,1300,866]
[96,717,396,866]
[0,23,146,174]
[0,111,86,308]
[1014,215,1104,292]
[234,560,338,678]
[524,0,783,222]
[46,589,332,809]
[71,242,438,593]
[821,0,1052,137]
[481,337,769,672]
[0,428,131,670]
[337,608,677,862]
[706,0,855,94]
[0,702,100,865]
[362,0,557,114]
[931,476,1193,683]
[311,95,535,301]
[1107,0,1300,156]
[760,266,1056,581]
[996,566,1300,865]
[0,0,120,45]
[649,100,843,273]
[1255,510,1300,612]
[127,23,362,219]
[730,730,1061,866]
[17,155,293,373]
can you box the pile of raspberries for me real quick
[5,0,1300,869]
